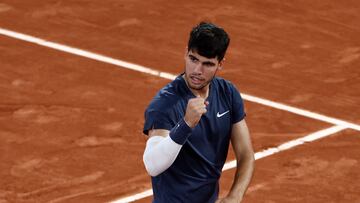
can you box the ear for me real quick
[184,47,188,59]
[218,58,225,70]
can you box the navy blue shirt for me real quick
[143,74,246,203]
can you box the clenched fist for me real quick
[184,97,209,128]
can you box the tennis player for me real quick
[143,22,254,203]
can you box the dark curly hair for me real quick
[187,22,230,61]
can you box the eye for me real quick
[203,63,215,68]
[189,56,198,62]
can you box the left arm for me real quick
[217,119,255,203]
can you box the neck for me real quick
[182,75,210,98]
[192,86,209,98]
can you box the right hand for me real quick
[184,97,209,128]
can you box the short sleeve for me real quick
[230,84,246,123]
[143,110,174,135]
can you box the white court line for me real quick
[222,125,347,170]
[1,27,359,131]
[111,125,347,203]
[241,94,360,131]
[0,28,176,80]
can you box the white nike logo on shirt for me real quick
[217,110,229,118]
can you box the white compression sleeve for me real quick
[143,135,182,177]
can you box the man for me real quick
[142,22,254,203]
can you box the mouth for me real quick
[190,76,204,85]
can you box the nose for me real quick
[193,63,203,74]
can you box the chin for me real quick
[189,83,206,90]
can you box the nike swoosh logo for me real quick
[217,110,229,118]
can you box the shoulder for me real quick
[212,76,240,94]
[146,75,186,113]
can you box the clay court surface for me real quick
[0,0,359,202]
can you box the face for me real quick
[184,50,222,91]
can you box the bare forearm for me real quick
[227,154,255,201]
[219,120,255,203]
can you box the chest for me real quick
[175,90,233,143]
[196,95,232,140]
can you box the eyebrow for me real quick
[202,61,216,66]
[189,54,216,66]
